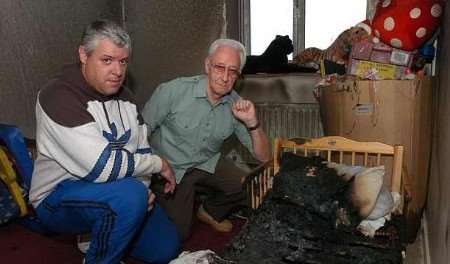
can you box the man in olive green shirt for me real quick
[142,39,270,240]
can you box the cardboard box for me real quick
[351,41,392,63]
[351,41,375,60]
[370,49,392,64]
[348,59,408,80]
[390,49,414,66]
[319,78,435,242]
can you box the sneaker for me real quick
[77,233,91,254]
[196,205,233,232]
[79,234,127,263]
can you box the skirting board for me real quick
[404,212,430,264]
[422,212,431,264]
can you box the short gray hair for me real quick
[208,39,247,71]
[81,19,131,55]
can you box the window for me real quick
[240,0,368,58]
[250,0,293,58]
[305,0,367,49]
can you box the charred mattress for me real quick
[222,153,405,264]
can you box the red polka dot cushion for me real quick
[372,0,445,51]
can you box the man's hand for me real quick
[231,99,258,128]
[147,190,156,210]
[232,98,271,163]
[159,157,176,194]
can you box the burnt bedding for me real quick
[222,153,405,264]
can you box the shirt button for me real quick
[202,138,206,142]
[184,125,188,128]
[206,123,209,127]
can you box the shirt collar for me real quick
[194,75,208,98]
[223,90,240,105]
[194,75,238,105]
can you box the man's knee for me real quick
[111,178,148,218]
[129,204,181,262]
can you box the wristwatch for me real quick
[247,122,260,131]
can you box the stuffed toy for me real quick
[370,0,444,51]
[242,35,294,74]
[356,19,380,43]
[294,26,370,66]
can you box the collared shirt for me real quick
[142,75,253,183]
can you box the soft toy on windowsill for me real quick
[242,35,316,74]
[242,35,292,74]
[293,26,370,68]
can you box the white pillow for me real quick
[349,166,385,219]
[326,162,365,181]
[366,186,394,220]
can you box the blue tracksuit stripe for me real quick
[87,125,132,182]
[108,151,122,182]
[97,213,115,260]
[84,146,112,182]
[124,149,135,178]
[60,200,116,262]
[136,147,152,154]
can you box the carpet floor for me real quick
[0,217,245,263]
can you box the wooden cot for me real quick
[245,136,404,211]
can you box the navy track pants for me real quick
[35,177,180,264]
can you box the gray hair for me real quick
[208,39,247,71]
[81,19,131,55]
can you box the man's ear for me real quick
[79,46,88,64]
[204,57,210,74]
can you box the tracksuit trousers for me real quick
[35,177,180,264]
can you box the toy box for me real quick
[348,59,408,80]
[350,41,414,67]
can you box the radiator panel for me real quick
[223,103,323,164]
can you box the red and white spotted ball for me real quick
[371,0,445,51]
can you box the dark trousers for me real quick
[36,178,180,264]
[152,158,247,241]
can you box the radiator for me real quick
[257,103,323,140]
[223,103,323,164]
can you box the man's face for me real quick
[205,45,241,102]
[79,38,129,96]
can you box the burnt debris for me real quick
[222,153,405,264]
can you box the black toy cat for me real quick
[242,35,315,74]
